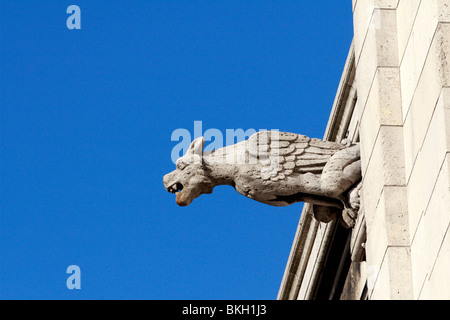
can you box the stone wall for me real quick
[353,0,450,299]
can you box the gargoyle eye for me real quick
[176,160,187,170]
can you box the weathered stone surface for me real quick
[354,8,399,111]
[163,131,362,224]
[361,125,406,228]
[353,0,399,66]
[359,67,402,170]
[402,24,450,177]
[341,262,367,300]
[365,186,409,271]
[370,246,413,300]
[400,0,450,119]
[396,0,421,61]
[406,88,450,236]
[279,0,450,301]
[410,154,450,299]
[419,228,450,299]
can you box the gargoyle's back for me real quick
[247,131,346,181]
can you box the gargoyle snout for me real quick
[163,171,184,193]
[163,171,177,189]
[163,172,171,188]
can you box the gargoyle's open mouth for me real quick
[167,182,183,194]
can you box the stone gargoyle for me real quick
[163,131,362,227]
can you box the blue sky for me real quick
[0,1,353,299]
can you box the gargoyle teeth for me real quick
[167,182,183,194]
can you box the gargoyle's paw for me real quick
[340,208,357,229]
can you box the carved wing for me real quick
[248,131,346,181]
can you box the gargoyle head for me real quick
[163,137,214,206]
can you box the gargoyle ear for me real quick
[187,136,205,156]
[185,136,204,164]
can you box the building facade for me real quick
[278,0,450,300]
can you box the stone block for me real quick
[396,0,421,62]
[406,88,450,235]
[400,1,450,120]
[410,155,450,299]
[403,24,450,177]
[362,125,406,184]
[365,186,409,270]
[359,67,402,169]
[370,246,413,300]
[355,8,399,111]
[361,125,406,230]
[353,0,399,51]
[419,227,450,299]
[365,193,388,270]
